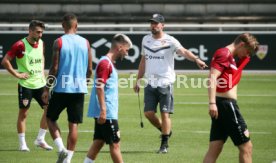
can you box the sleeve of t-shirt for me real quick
[211,49,230,72]
[171,36,183,52]
[6,40,25,59]
[57,37,62,51]
[96,60,113,84]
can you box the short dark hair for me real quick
[29,20,45,30]
[62,13,78,29]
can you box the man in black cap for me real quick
[134,13,207,153]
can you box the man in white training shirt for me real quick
[134,13,208,153]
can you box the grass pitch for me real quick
[0,72,275,163]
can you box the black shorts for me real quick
[93,119,120,144]
[144,84,174,114]
[47,92,84,123]
[210,96,250,146]
[18,84,47,109]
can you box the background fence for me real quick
[0,24,275,70]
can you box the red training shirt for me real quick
[211,47,250,93]
[96,59,113,84]
[7,39,43,59]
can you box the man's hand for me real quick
[209,104,218,119]
[196,59,208,70]
[97,110,106,124]
[133,82,140,93]
[17,72,29,79]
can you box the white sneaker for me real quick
[62,158,71,163]
[19,145,30,152]
[34,139,53,150]
[56,149,68,163]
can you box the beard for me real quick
[120,53,127,61]
[151,28,161,35]
[32,37,39,42]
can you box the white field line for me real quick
[60,130,272,135]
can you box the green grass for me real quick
[0,72,276,163]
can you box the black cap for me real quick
[149,14,165,23]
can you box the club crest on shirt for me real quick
[256,45,268,60]
[22,98,29,107]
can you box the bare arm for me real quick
[208,68,222,119]
[86,43,93,79]
[48,39,60,78]
[1,54,29,79]
[46,39,60,89]
[176,47,208,69]
[42,43,45,77]
[42,39,60,103]
[96,83,106,124]
[134,55,145,93]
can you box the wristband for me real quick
[209,102,216,105]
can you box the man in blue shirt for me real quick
[44,13,92,163]
[84,34,132,163]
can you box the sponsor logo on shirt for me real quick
[145,54,165,60]
[29,58,42,66]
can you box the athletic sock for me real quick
[54,137,65,152]
[18,133,27,146]
[161,134,169,147]
[64,150,74,162]
[36,128,47,141]
[84,157,94,163]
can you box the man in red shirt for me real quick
[203,33,259,163]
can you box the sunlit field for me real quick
[0,72,275,163]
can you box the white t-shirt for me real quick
[141,33,183,87]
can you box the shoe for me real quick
[56,149,68,163]
[157,144,168,154]
[19,145,30,152]
[34,139,53,150]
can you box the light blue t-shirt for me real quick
[87,56,119,120]
[53,34,89,93]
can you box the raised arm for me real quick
[176,47,208,69]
